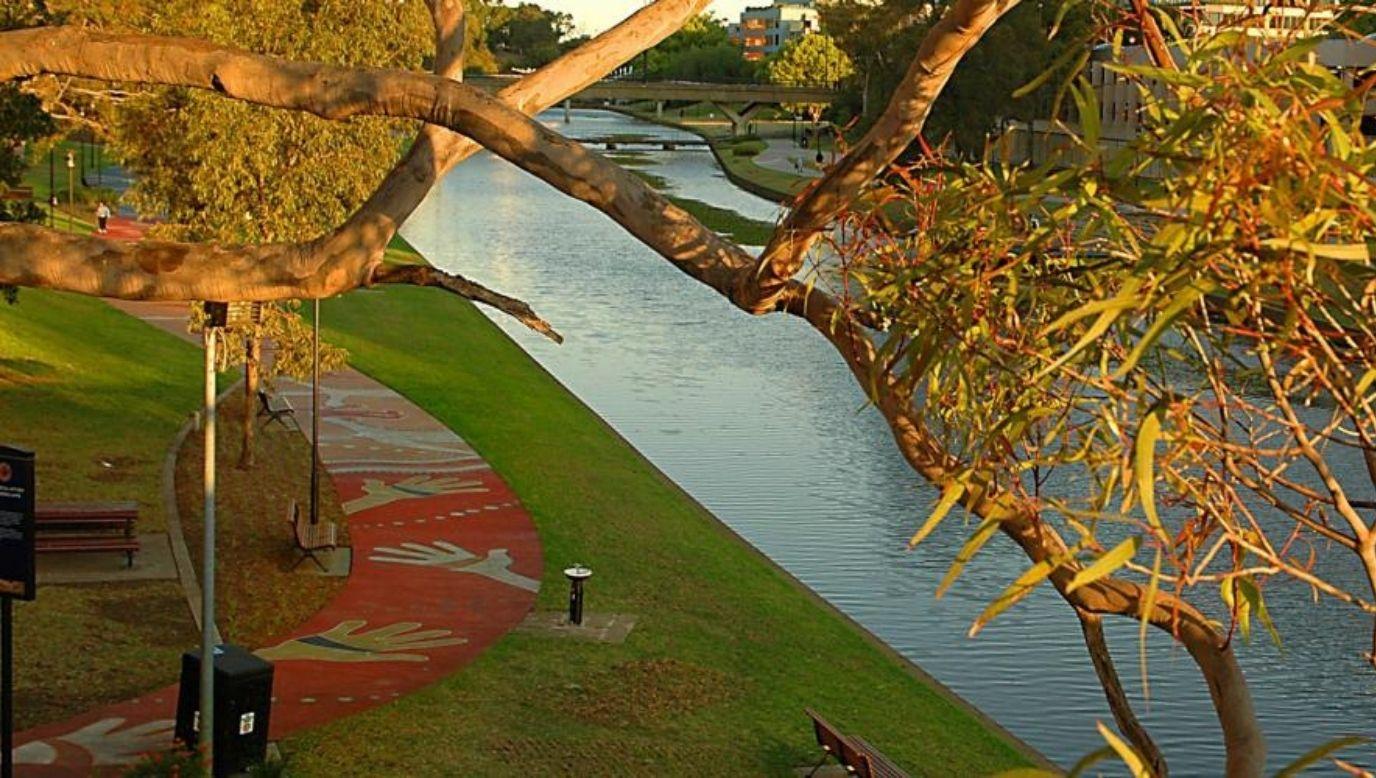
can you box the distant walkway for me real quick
[754,137,823,180]
[16,219,543,774]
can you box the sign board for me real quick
[0,446,34,601]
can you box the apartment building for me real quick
[728,0,820,62]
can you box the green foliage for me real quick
[108,0,429,243]
[837,30,1376,642]
[767,32,853,86]
[188,301,348,383]
[766,33,853,116]
[640,14,757,82]
[486,1,573,70]
[821,0,1090,151]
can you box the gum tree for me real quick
[1,1,1374,774]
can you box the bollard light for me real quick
[563,565,593,626]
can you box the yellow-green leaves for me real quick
[969,557,1057,637]
[1066,536,1140,594]
[1132,404,1168,536]
[1221,576,1282,647]
[1096,721,1152,778]
[908,482,966,549]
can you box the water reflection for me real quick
[404,108,1375,773]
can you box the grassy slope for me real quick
[0,290,203,727]
[286,286,1032,776]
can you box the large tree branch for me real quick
[780,282,1266,776]
[742,0,1023,313]
[1,22,752,303]
[0,1,712,337]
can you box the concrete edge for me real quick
[351,288,1058,772]
[160,379,240,645]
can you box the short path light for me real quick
[564,565,593,626]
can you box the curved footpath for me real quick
[15,218,543,774]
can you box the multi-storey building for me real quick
[999,2,1369,174]
[728,0,820,62]
[1159,0,1338,38]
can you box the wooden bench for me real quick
[805,709,910,778]
[0,186,33,202]
[35,501,140,568]
[257,389,297,430]
[287,500,337,571]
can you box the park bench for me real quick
[257,389,297,430]
[1,186,33,202]
[35,501,140,568]
[805,708,910,778]
[287,500,337,571]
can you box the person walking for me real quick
[95,201,110,234]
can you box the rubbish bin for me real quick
[174,644,274,776]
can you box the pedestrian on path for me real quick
[96,201,111,234]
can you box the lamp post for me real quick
[46,149,54,228]
[310,298,321,526]
[64,150,74,233]
[199,301,228,774]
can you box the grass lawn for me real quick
[283,286,1037,776]
[0,289,205,727]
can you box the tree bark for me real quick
[238,334,260,470]
[1078,610,1168,776]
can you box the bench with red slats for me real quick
[805,708,910,778]
[35,501,140,567]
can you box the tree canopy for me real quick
[4,1,1376,773]
[640,13,756,82]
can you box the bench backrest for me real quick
[258,389,274,411]
[806,709,849,762]
[837,737,875,778]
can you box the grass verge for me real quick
[282,286,1035,776]
[0,289,204,728]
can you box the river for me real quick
[400,108,1376,774]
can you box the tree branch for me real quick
[0,9,736,314]
[743,0,1023,313]
[372,263,560,343]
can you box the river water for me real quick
[401,108,1376,774]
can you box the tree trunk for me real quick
[238,334,260,470]
[1078,610,1168,776]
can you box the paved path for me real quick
[16,217,543,774]
[754,137,823,179]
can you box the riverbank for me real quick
[281,285,1045,775]
[609,104,814,203]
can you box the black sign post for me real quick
[0,444,35,778]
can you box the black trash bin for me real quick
[174,644,274,776]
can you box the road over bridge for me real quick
[466,75,839,135]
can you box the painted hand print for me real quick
[15,718,176,767]
[256,620,466,663]
[342,474,487,514]
[369,541,540,592]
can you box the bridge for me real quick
[466,75,839,136]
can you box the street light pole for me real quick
[200,321,219,774]
[310,298,320,526]
[46,150,54,228]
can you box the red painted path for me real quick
[15,218,543,773]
